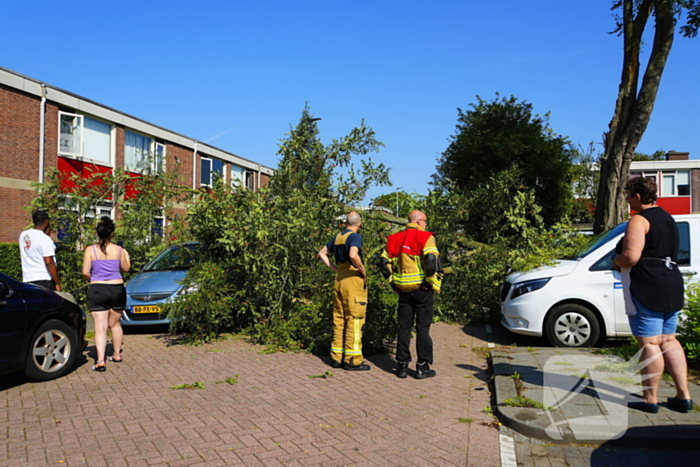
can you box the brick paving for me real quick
[0,323,500,467]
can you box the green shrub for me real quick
[165,107,394,352]
[0,243,22,280]
[424,169,587,324]
[679,282,700,362]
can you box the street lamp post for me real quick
[396,187,402,217]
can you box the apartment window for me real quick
[154,143,166,174]
[662,171,690,197]
[201,157,224,186]
[245,170,255,190]
[59,112,112,165]
[125,131,153,172]
[152,217,164,238]
[230,164,245,188]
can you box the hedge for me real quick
[0,243,22,281]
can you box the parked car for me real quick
[0,272,86,381]
[501,215,700,347]
[121,243,201,327]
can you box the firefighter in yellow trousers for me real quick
[317,212,370,371]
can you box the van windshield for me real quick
[571,223,627,260]
[143,244,201,271]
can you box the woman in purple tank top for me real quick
[82,217,131,372]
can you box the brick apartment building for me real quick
[0,67,273,243]
[630,151,700,215]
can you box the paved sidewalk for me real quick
[492,347,700,447]
[0,323,500,466]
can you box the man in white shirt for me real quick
[19,210,62,291]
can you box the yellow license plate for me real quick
[133,305,161,314]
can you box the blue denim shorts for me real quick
[628,295,680,337]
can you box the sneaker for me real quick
[415,361,436,379]
[344,363,371,371]
[396,362,408,379]
[667,397,694,413]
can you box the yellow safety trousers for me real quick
[331,266,367,366]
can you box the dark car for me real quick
[0,272,86,382]
[121,243,201,326]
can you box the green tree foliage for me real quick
[422,170,588,324]
[370,190,426,218]
[433,94,576,227]
[632,149,666,161]
[166,107,395,350]
[679,282,700,362]
[29,162,188,305]
[570,143,601,225]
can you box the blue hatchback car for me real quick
[121,243,200,326]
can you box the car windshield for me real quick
[570,223,627,260]
[142,244,201,271]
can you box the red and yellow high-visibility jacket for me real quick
[381,223,441,293]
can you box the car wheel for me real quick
[545,304,601,347]
[25,319,78,382]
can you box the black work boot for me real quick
[415,361,436,379]
[344,362,371,371]
[396,362,408,379]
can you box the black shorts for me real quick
[87,283,126,312]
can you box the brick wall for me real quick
[166,143,194,189]
[0,87,41,242]
[667,151,690,161]
[0,187,35,243]
[44,102,58,171]
[692,169,700,214]
[0,87,40,181]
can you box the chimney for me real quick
[666,151,690,161]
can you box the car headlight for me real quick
[510,278,551,300]
[177,285,199,296]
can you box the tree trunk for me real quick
[594,0,675,233]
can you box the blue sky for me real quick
[3,1,698,202]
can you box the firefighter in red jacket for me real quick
[380,210,441,379]
[317,212,370,371]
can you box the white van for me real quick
[500,215,700,347]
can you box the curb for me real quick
[490,350,700,448]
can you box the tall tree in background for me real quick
[433,94,576,227]
[594,0,699,233]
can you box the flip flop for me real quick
[108,356,123,363]
[92,362,106,372]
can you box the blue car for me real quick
[121,243,200,327]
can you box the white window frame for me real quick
[200,157,225,187]
[154,142,166,174]
[230,164,245,188]
[661,170,690,197]
[632,170,691,198]
[58,111,114,166]
[125,130,157,173]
